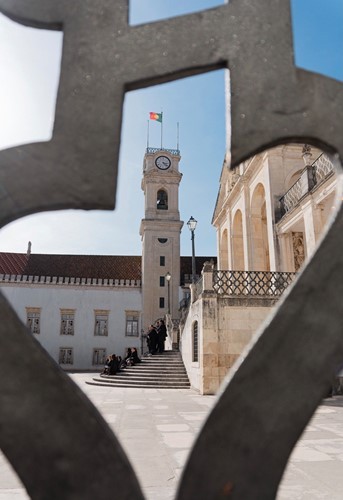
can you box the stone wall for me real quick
[181,291,277,394]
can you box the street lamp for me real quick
[187,216,197,283]
[165,272,171,314]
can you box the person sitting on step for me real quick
[124,348,132,364]
[109,354,119,375]
[102,355,112,375]
[117,355,124,371]
[131,347,141,364]
[124,348,136,366]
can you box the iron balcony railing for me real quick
[213,270,297,297]
[312,153,334,184]
[279,153,334,216]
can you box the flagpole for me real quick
[177,122,179,151]
[147,120,150,149]
[161,111,163,149]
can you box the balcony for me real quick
[279,153,334,218]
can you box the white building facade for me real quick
[1,271,142,370]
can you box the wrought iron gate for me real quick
[0,1,342,499]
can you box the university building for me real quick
[179,143,339,393]
[0,143,339,393]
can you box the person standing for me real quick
[156,319,167,353]
[146,324,158,354]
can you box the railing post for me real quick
[202,261,214,291]
[190,283,196,303]
[306,164,316,191]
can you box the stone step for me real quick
[98,373,189,382]
[93,375,190,383]
[142,350,179,354]
[142,354,181,358]
[126,364,186,370]
[138,361,185,366]
[87,378,190,388]
[141,357,183,362]
[86,381,190,389]
[123,368,187,375]
[139,359,184,364]
[88,350,190,390]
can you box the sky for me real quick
[0,0,342,257]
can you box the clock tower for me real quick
[140,147,183,331]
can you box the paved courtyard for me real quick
[0,373,343,499]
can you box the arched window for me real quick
[157,189,168,210]
[192,321,198,362]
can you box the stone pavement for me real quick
[0,373,343,499]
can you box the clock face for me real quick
[155,155,171,170]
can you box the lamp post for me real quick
[187,216,197,283]
[165,272,171,314]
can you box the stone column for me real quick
[242,180,253,270]
[278,232,295,272]
[302,200,324,258]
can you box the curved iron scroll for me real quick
[0,0,342,499]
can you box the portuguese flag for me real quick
[149,112,163,122]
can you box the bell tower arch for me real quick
[140,147,183,331]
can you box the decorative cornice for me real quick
[0,274,141,287]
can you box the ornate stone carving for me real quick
[292,231,305,271]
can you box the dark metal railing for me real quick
[194,276,203,299]
[179,296,190,309]
[279,153,334,216]
[146,147,180,156]
[183,273,200,284]
[213,270,297,297]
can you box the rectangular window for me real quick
[93,348,106,365]
[160,256,165,266]
[193,322,199,363]
[159,297,165,308]
[126,312,139,337]
[160,276,165,287]
[59,348,73,365]
[60,310,75,336]
[94,311,109,336]
[26,308,41,334]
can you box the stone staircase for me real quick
[86,350,190,389]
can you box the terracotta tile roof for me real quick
[0,253,29,275]
[0,253,142,281]
[0,253,216,283]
